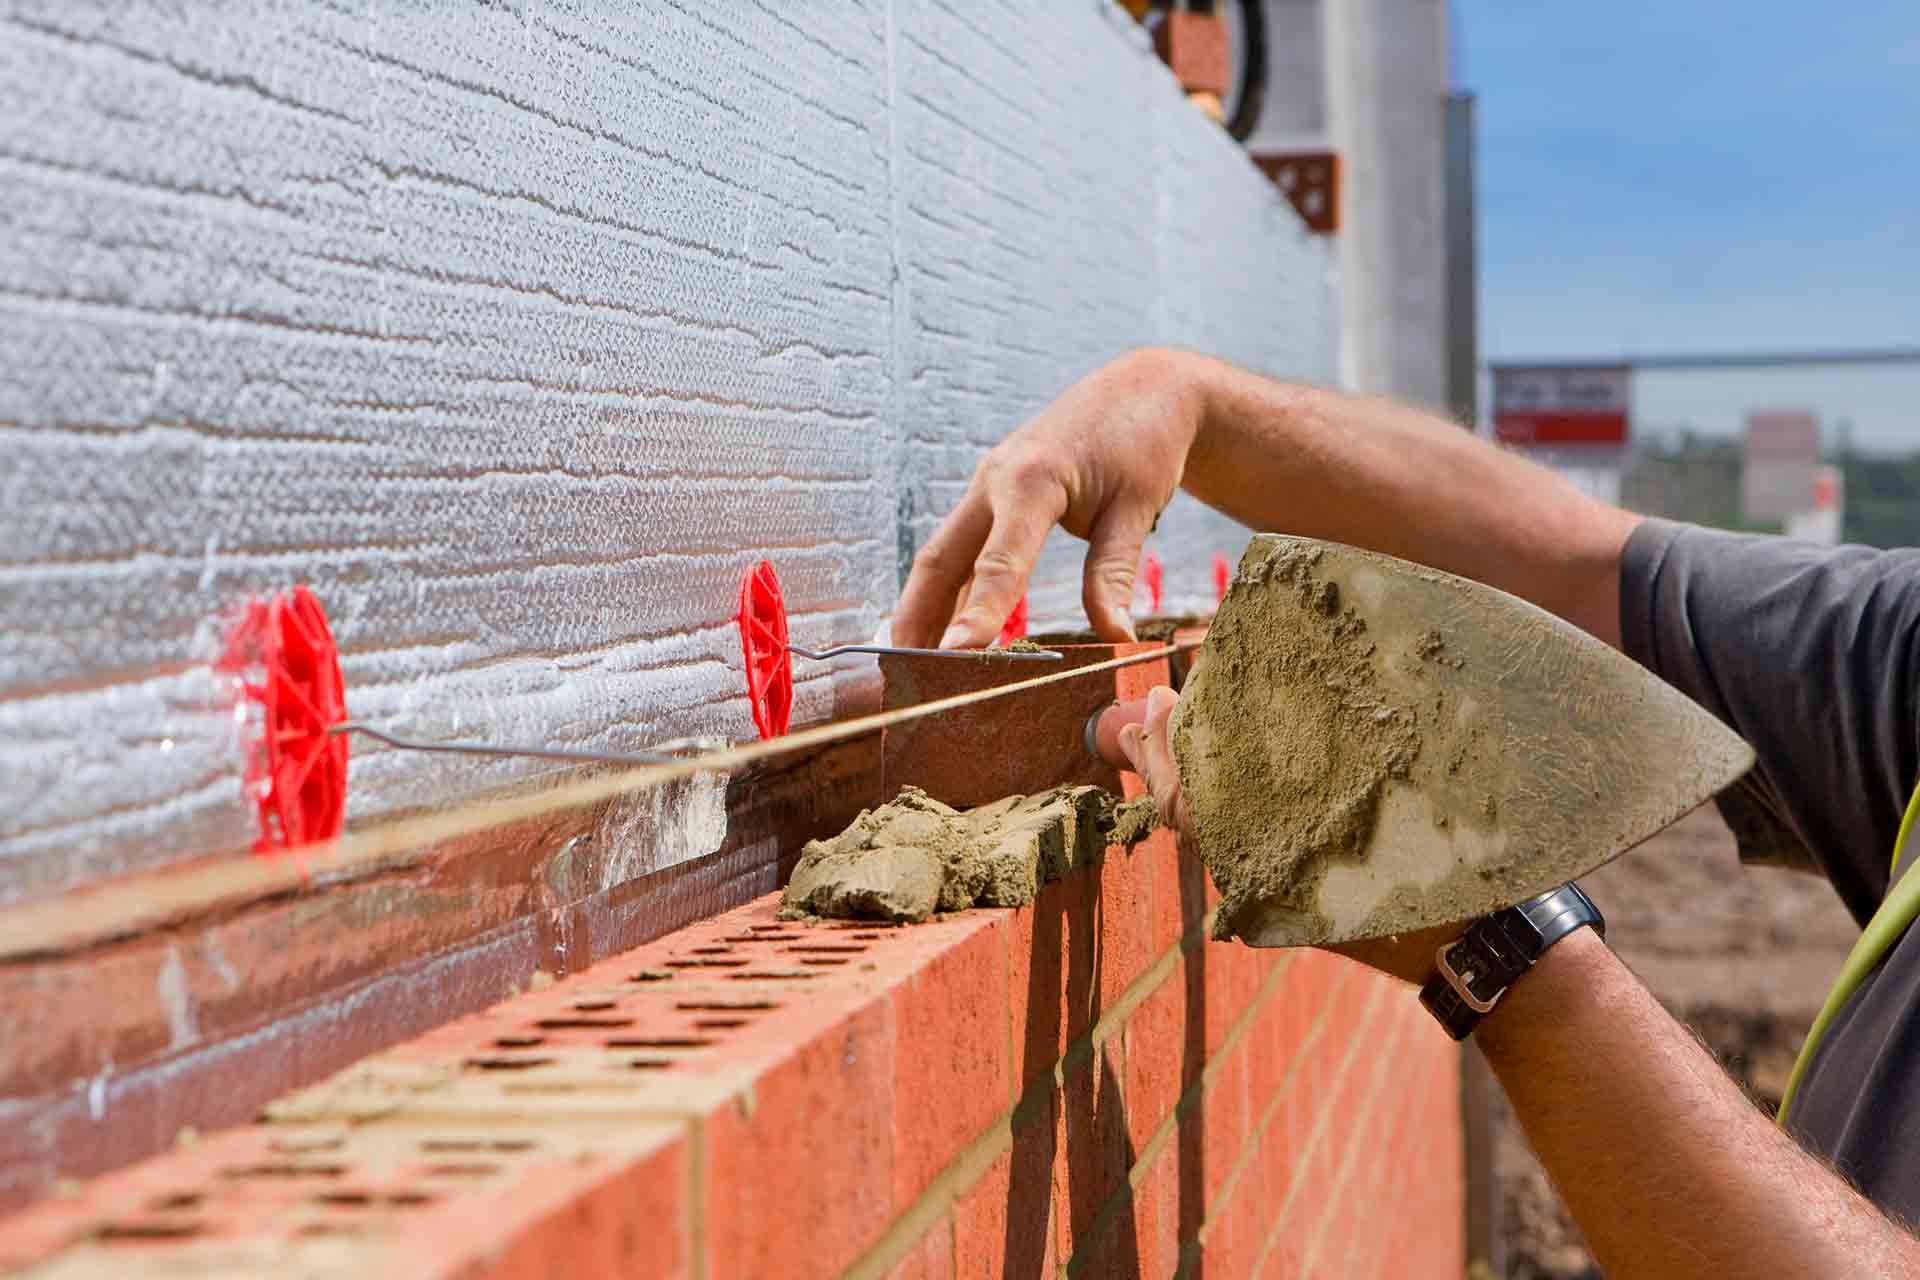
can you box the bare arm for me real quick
[1478,929,1919,1279]
[896,348,1641,649]
[1116,690,1920,1280]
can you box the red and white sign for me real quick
[1492,365,1631,447]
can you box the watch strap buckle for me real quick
[1434,938,1504,1015]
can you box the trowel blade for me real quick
[1171,534,1754,948]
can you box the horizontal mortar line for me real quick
[1333,1041,1445,1279]
[839,902,1223,1280]
[3,525,885,582]
[1180,963,1364,1242]
[898,91,1049,188]
[361,160,791,276]
[1293,1010,1429,1277]
[898,141,1050,222]
[1184,971,1390,1271]
[1064,949,1308,1279]
[930,2,1073,112]
[527,13,757,129]
[3,514,879,579]
[1246,987,1417,1278]
[0,147,312,229]
[1187,987,1399,1279]
[4,596,856,730]
[335,606,865,685]
[0,762,248,851]
[738,0,876,81]
[6,14,364,129]
[452,374,883,426]
[288,244,887,354]
[333,33,872,209]
[816,275,890,303]
[663,0,883,135]
[277,254,768,347]
[5,416,875,477]
[898,26,1068,128]
[0,287,436,347]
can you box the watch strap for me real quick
[1419,883,1604,1041]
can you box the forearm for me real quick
[1162,351,1641,646]
[1477,928,1917,1278]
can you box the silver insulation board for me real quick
[0,0,1335,906]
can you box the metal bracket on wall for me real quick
[1251,149,1341,234]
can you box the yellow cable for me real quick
[1779,780,1920,1123]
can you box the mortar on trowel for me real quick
[1089,534,1754,948]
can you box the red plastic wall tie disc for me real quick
[997,594,1029,646]
[737,560,794,739]
[1213,552,1232,605]
[1142,552,1164,616]
[218,586,349,853]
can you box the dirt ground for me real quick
[1494,804,1860,1278]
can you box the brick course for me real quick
[1,826,1461,1277]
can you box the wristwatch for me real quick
[1419,883,1605,1041]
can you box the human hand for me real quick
[893,349,1202,648]
[1114,685,1190,845]
[1115,684,1463,987]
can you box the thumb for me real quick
[1081,503,1155,642]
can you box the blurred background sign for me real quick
[1741,410,1821,522]
[1491,363,1632,446]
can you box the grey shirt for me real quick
[1620,518,1920,1217]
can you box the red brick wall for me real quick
[0,820,1462,1278]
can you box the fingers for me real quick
[1117,685,1184,829]
[1081,502,1155,642]
[935,468,1066,649]
[893,491,992,648]
[1137,686,1180,801]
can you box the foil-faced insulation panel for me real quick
[0,0,1334,905]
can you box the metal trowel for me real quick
[1095,534,1753,948]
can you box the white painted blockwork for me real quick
[0,0,1335,905]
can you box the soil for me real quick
[779,784,1159,923]
[1494,804,1858,1277]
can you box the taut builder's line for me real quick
[0,641,1196,963]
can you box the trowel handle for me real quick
[1086,698,1151,770]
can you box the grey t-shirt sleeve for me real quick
[1618,518,1920,924]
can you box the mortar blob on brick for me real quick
[779,785,1159,923]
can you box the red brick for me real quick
[1116,949,1197,1157]
[880,645,1169,810]
[430,1125,689,1280]
[1091,830,1160,1010]
[884,1218,954,1280]
[702,999,895,1280]
[1202,1044,1252,1211]
[953,1140,1055,1279]
[1143,823,1198,958]
[1153,10,1231,94]
[1048,1041,1136,1264]
[1006,874,1097,1097]
[889,920,1010,1209]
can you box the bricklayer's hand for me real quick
[1115,685,1192,852]
[893,350,1199,649]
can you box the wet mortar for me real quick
[1171,537,1499,944]
[780,785,1159,923]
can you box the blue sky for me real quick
[1459,0,1920,447]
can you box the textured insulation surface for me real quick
[1,0,1335,905]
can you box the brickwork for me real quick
[0,823,1462,1277]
